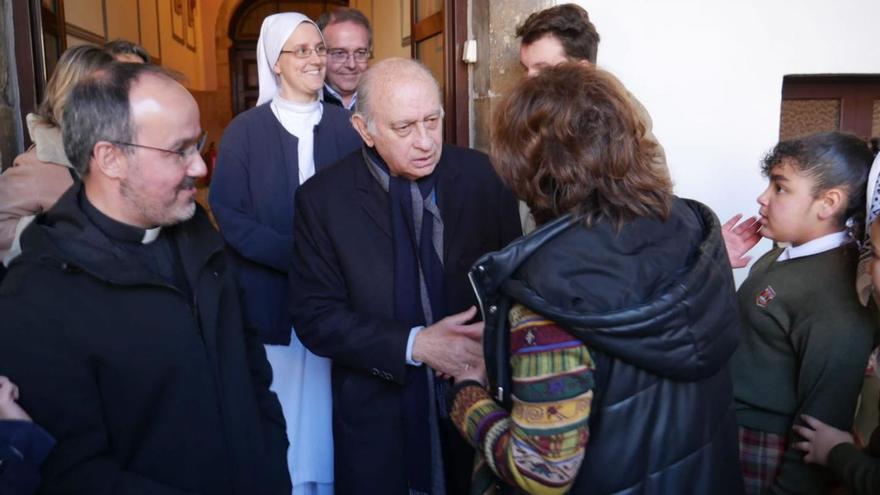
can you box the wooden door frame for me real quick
[411,0,469,147]
[783,75,880,140]
[12,0,46,150]
[229,42,257,116]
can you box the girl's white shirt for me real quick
[776,230,850,262]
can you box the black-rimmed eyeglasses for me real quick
[280,45,328,59]
[328,49,370,64]
[112,131,208,161]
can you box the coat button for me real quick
[477,265,486,273]
[488,305,497,314]
[371,368,379,376]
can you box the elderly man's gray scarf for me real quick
[363,146,448,495]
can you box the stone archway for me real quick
[212,0,247,134]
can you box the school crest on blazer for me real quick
[755,285,776,308]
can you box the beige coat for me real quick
[0,114,77,264]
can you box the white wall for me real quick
[570,0,880,281]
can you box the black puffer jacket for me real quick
[469,198,744,495]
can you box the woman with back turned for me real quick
[448,63,744,494]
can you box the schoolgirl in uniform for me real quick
[732,131,877,494]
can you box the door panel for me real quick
[411,0,469,146]
[231,45,259,115]
[781,76,880,142]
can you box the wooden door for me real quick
[230,43,260,115]
[780,75,880,143]
[411,0,469,146]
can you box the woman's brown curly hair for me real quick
[491,63,673,228]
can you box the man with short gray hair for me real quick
[0,62,290,494]
[289,58,521,494]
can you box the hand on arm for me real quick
[792,414,854,466]
[453,360,487,387]
[721,214,762,268]
[1,313,195,495]
[449,307,593,495]
[412,306,484,378]
[0,376,30,422]
[772,311,875,494]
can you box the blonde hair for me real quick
[38,45,113,127]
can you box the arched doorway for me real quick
[228,0,347,116]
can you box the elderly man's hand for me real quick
[412,306,484,377]
[721,214,762,268]
[792,414,854,466]
[453,358,487,387]
[0,375,31,422]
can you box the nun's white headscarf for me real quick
[256,12,323,106]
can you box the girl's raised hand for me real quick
[722,214,762,268]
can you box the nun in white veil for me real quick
[208,12,363,495]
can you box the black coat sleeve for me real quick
[288,185,411,385]
[0,420,55,495]
[0,308,195,495]
[827,442,880,495]
[239,302,291,492]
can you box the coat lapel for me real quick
[173,208,225,361]
[436,146,463,263]
[354,149,392,239]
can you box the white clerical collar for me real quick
[777,230,850,262]
[142,227,162,244]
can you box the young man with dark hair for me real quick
[514,4,667,236]
[515,4,761,269]
[517,4,664,166]
[516,3,600,75]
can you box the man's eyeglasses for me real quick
[112,131,208,161]
[328,49,370,64]
[280,45,328,59]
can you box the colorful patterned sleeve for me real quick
[450,304,595,495]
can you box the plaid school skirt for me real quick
[738,426,787,495]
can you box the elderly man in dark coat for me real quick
[0,63,290,494]
[289,58,522,495]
